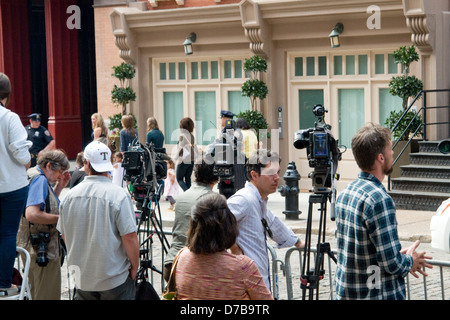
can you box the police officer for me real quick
[219,110,235,131]
[26,113,55,167]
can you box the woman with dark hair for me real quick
[173,193,273,300]
[176,117,196,191]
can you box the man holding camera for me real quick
[58,141,139,300]
[17,149,70,300]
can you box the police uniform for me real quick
[26,113,54,167]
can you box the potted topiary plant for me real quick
[385,45,424,139]
[111,62,137,116]
[241,55,268,111]
[385,45,424,177]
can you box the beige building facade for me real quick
[94,0,450,191]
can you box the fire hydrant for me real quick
[278,161,301,220]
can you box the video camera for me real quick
[293,104,342,194]
[206,119,246,198]
[122,142,168,209]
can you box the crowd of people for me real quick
[0,69,434,300]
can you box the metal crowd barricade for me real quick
[406,259,450,300]
[270,245,450,300]
[283,247,336,300]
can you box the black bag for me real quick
[135,275,160,300]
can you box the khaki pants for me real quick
[27,256,61,300]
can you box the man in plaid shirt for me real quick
[335,123,432,299]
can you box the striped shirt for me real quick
[334,172,413,299]
[175,249,273,300]
[227,182,299,290]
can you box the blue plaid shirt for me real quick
[334,172,413,300]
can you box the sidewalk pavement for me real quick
[157,185,437,244]
[67,158,436,243]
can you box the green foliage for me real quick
[237,110,270,139]
[243,55,267,74]
[389,75,423,109]
[392,45,419,74]
[388,45,423,110]
[241,55,269,110]
[111,62,137,115]
[384,110,423,141]
[108,113,138,131]
[241,79,268,100]
[112,62,136,84]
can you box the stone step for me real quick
[409,152,450,166]
[399,165,450,179]
[418,140,445,153]
[388,190,450,211]
[390,177,450,193]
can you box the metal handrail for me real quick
[388,88,450,190]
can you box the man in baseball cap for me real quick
[83,140,114,173]
[57,139,139,300]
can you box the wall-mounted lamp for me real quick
[329,23,344,48]
[183,32,197,55]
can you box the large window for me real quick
[194,91,216,146]
[228,91,250,116]
[379,88,403,125]
[338,89,365,149]
[291,51,400,150]
[163,92,184,144]
[156,58,250,145]
[298,89,324,129]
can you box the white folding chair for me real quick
[0,247,32,300]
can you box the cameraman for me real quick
[163,160,219,282]
[17,149,70,300]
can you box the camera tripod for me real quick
[135,183,171,292]
[300,191,337,300]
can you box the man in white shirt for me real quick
[228,149,305,290]
[57,141,139,300]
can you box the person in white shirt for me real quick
[0,72,32,297]
[57,141,139,300]
[227,149,305,290]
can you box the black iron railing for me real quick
[388,89,450,190]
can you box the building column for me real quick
[45,0,81,158]
[0,0,33,123]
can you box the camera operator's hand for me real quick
[401,240,433,278]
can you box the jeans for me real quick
[176,163,194,191]
[0,185,29,288]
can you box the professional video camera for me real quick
[293,104,342,194]
[293,104,344,300]
[122,142,168,209]
[206,119,246,198]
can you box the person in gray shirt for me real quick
[57,141,139,300]
[163,160,219,282]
